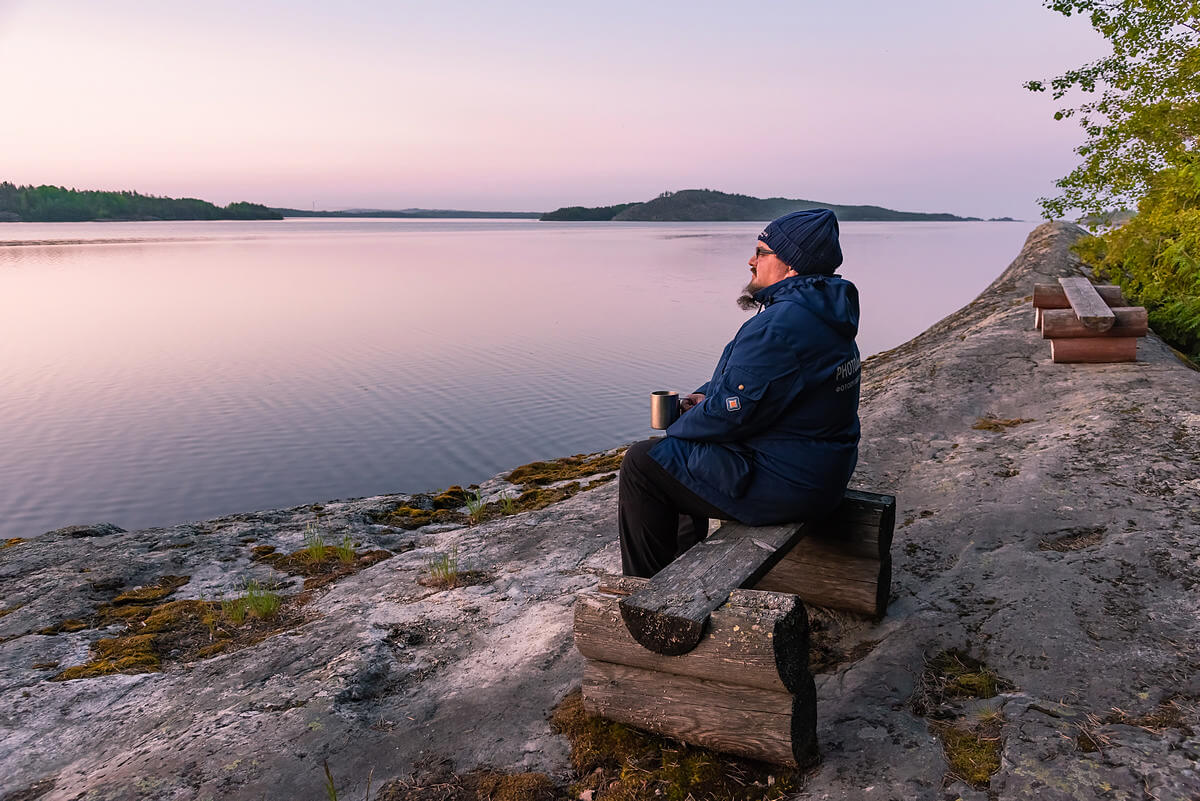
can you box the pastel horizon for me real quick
[0,0,1108,219]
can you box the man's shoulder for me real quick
[732,305,816,353]
[757,297,821,331]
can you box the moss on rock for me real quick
[507,451,624,487]
[935,713,1003,789]
[432,486,469,509]
[110,575,189,605]
[55,633,160,680]
[37,618,88,634]
[911,650,1010,718]
[374,505,467,530]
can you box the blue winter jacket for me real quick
[649,273,861,525]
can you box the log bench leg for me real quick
[576,577,817,767]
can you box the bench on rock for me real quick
[1032,279,1146,363]
[573,489,896,766]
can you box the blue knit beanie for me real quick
[758,209,843,275]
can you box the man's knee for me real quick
[622,438,658,470]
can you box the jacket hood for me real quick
[752,273,860,339]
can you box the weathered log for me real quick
[1032,283,1126,309]
[582,659,818,767]
[1041,306,1148,339]
[576,578,810,694]
[808,489,896,561]
[1058,277,1116,331]
[618,490,895,654]
[749,491,894,617]
[1051,337,1138,363]
[618,523,804,656]
[1035,306,1043,330]
[753,540,891,618]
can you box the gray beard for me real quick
[736,282,758,311]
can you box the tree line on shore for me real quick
[1030,0,1199,359]
[0,183,281,222]
[539,190,1007,222]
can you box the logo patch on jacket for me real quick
[726,397,741,412]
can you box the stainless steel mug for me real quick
[650,390,680,429]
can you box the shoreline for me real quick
[2,221,1198,800]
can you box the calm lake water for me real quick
[0,219,1033,539]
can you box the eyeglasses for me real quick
[754,246,777,259]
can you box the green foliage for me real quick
[539,202,639,221]
[221,595,248,625]
[1075,154,1200,356]
[244,580,281,619]
[335,533,357,564]
[1026,1,1200,218]
[498,492,518,516]
[219,581,280,622]
[541,190,979,223]
[465,489,487,525]
[303,524,327,562]
[323,760,339,801]
[0,181,282,222]
[426,548,460,587]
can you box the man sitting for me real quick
[619,208,862,578]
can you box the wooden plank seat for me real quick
[1058,276,1116,331]
[573,488,896,766]
[1031,280,1145,363]
[1032,282,1127,310]
[618,489,896,656]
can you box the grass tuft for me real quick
[222,595,248,625]
[244,579,281,619]
[303,524,327,562]
[428,548,459,586]
[911,649,1012,719]
[418,548,490,591]
[465,490,487,525]
[335,534,357,564]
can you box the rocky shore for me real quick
[2,222,1198,801]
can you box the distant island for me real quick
[1,181,1016,224]
[0,182,282,222]
[541,189,1016,223]
[0,182,541,223]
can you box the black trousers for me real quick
[618,438,732,578]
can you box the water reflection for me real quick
[0,219,1032,538]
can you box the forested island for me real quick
[541,189,1015,222]
[0,183,281,222]
[0,183,542,222]
[3,182,1015,225]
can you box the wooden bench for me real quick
[574,489,896,766]
[1032,279,1146,363]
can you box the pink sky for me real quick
[0,1,1108,218]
